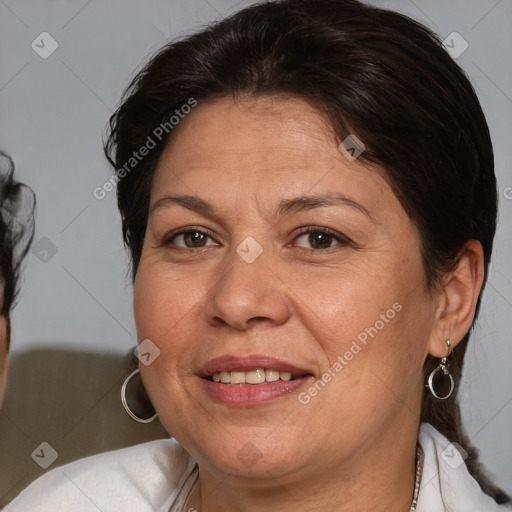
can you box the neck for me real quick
[188,419,420,512]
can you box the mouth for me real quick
[199,356,314,405]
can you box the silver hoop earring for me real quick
[121,369,157,423]
[426,340,455,400]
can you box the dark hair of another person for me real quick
[0,152,35,347]
[104,0,508,502]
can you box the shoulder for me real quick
[3,438,196,512]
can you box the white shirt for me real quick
[3,423,510,511]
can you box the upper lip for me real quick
[199,355,313,378]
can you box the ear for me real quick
[427,240,485,358]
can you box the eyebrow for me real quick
[149,193,376,222]
[276,194,375,222]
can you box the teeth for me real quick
[230,371,246,384]
[211,369,299,385]
[265,369,279,382]
[246,369,266,384]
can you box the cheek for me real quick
[133,264,200,420]
[134,262,202,343]
[132,260,211,415]
[294,259,404,360]
[303,252,431,406]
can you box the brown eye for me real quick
[168,230,215,248]
[308,232,334,249]
[295,229,347,250]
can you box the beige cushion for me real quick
[0,349,168,506]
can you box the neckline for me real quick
[171,444,424,512]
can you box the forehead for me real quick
[151,96,388,199]
[162,97,336,168]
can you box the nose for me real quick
[203,245,291,331]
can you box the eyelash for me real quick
[163,226,352,252]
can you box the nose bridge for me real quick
[203,240,290,330]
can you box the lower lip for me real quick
[201,377,311,406]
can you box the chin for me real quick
[177,423,309,479]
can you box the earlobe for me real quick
[427,240,485,358]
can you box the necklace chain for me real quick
[409,444,424,512]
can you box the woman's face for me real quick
[134,96,439,481]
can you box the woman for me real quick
[5,0,510,510]
[0,152,35,408]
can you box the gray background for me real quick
[1,0,511,494]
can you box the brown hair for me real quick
[0,152,35,347]
[104,0,507,501]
